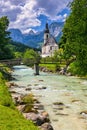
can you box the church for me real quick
[41,23,58,57]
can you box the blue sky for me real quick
[0,0,72,33]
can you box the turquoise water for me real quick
[11,65,87,130]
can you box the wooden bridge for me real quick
[0,59,22,66]
[0,58,40,75]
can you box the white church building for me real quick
[42,23,58,57]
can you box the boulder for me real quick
[40,123,54,130]
[23,113,44,126]
[16,105,25,112]
[25,88,32,91]
[23,112,50,126]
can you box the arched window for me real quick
[47,34,48,38]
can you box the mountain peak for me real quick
[28,30,35,35]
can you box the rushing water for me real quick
[11,65,87,130]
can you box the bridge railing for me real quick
[0,58,22,66]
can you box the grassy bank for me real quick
[40,63,56,72]
[40,63,63,73]
[0,68,39,130]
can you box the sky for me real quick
[0,0,73,33]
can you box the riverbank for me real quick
[0,66,39,130]
[39,63,71,76]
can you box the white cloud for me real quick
[0,0,73,32]
[35,0,73,20]
[9,0,41,33]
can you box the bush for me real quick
[55,63,60,72]
[22,94,34,112]
[22,93,34,104]
[68,61,86,76]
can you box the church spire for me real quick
[44,23,49,33]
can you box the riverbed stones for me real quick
[53,102,65,110]
[17,105,25,112]
[13,93,52,129]
[34,103,44,110]
[9,79,54,130]
[35,86,47,90]
[71,99,82,103]
[80,111,87,119]
[27,84,32,86]
[40,123,54,130]
[9,90,17,93]
[25,87,32,91]
[53,102,64,106]
[39,80,44,82]
[7,82,18,87]
[23,111,50,126]
[55,113,68,116]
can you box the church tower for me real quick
[44,23,50,44]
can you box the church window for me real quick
[47,34,48,38]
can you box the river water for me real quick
[11,65,87,130]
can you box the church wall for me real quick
[42,46,46,54]
[44,33,50,44]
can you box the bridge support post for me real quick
[34,63,39,75]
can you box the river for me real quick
[10,65,87,130]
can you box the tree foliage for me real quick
[23,49,41,66]
[60,0,87,75]
[0,16,14,60]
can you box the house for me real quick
[42,23,58,57]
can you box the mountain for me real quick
[9,29,24,43]
[28,30,35,35]
[23,31,44,48]
[49,22,63,37]
[9,22,64,48]
[49,22,63,41]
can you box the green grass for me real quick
[0,84,14,108]
[0,105,39,130]
[0,72,39,130]
[40,63,59,72]
[40,62,66,73]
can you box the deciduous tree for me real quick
[60,0,87,75]
[0,16,14,59]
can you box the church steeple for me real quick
[44,23,50,44]
[44,23,49,33]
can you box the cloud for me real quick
[0,0,22,21]
[9,0,41,32]
[10,0,26,6]
[35,0,72,20]
[0,0,73,32]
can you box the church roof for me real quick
[44,35,57,46]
